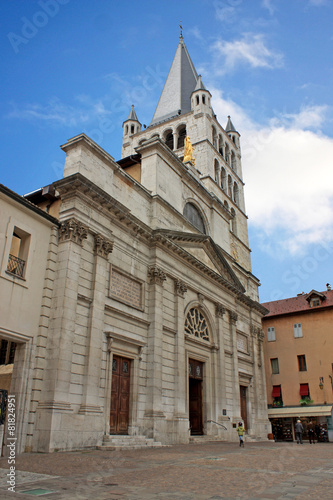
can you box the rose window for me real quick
[185,308,210,341]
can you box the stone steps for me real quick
[97,434,164,450]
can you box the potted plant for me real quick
[300,397,314,406]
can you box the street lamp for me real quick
[319,377,324,390]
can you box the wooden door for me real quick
[240,385,248,431]
[189,359,203,435]
[110,355,131,434]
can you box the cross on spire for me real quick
[179,22,183,39]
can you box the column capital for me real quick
[174,279,187,298]
[59,218,88,246]
[148,266,166,285]
[215,303,226,318]
[94,234,113,259]
[228,310,238,325]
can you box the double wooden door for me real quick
[189,359,203,435]
[240,385,248,431]
[110,355,131,434]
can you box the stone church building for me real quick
[1,36,269,453]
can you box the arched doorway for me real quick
[189,359,203,435]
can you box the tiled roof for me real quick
[262,290,333,318]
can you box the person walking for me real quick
[236,422,245,447]
[308,421,315,444]
[295,419,304,444]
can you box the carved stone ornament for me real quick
[197,293,204,304]
[174,279,188,297]
[148,266,167,285]
[94,234,113,259]
[59,218,88,246]
[215,303,226,318]
[228,310,238,325]
[258,329,265,342]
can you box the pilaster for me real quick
[215,303,226,419]
[79,234,113,414]
[42,218,88,407]
[144,266,166,425]
[228,309,241,417]
[174,279,188,419]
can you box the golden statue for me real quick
[184,135,194,164]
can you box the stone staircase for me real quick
[189,434,259,444]
[97,434,164,450]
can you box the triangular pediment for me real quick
[154,230,245,293]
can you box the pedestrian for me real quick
[236,421,245,447]
[308,421,315,444]
[295,419,303,444]
[315,424,321,442]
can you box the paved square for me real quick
[0,441,332,499]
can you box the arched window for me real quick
[230,208,237,234]
[221,167,227,191]
[212,126,217,149]
[202,95,206,105]
[218,135,224,156]
[225,144,230,164]
[164,130,174,150]
[228,175,233,198]
[214,159,220,183]
[125,125,128,135]
[231,152,237,173]
[224,200,229,211]
[233,182,239,205]
[185,308,210,342]
[196,95,199,105]
[184,202,206,234]
[177,126,186,149]
[130,125,135,134]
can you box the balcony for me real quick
[7,254,26,278]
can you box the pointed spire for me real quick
[125,105,139,122]
[150,38,198,126]
[193,75,206,92]
[226,115,237,133]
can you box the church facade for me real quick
[2,37,270,453]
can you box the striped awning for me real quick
[268,405,333,419]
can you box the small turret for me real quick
[225,115,240,148]
[123,105,141,140]
[191,75,212,114]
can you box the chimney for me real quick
[326,283,331,291]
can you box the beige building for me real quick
[0,184,59,453]
[262,287,333,442]
[1,36,269,453]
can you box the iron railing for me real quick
[7,254,25,277]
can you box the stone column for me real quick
[174,279,188,426]
[144,266,166,438]
[228,310,241,418]
[79,234,113,414]
[173,131,178,150]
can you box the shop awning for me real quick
[300,384,309,396]
[268,405,333,419]
[272,386,281,397]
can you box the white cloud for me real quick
[262,0,276,15]
[6,93,121,129]
[211,34,283,72]
[211,89,333,255]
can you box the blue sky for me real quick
[1,0,333,302]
